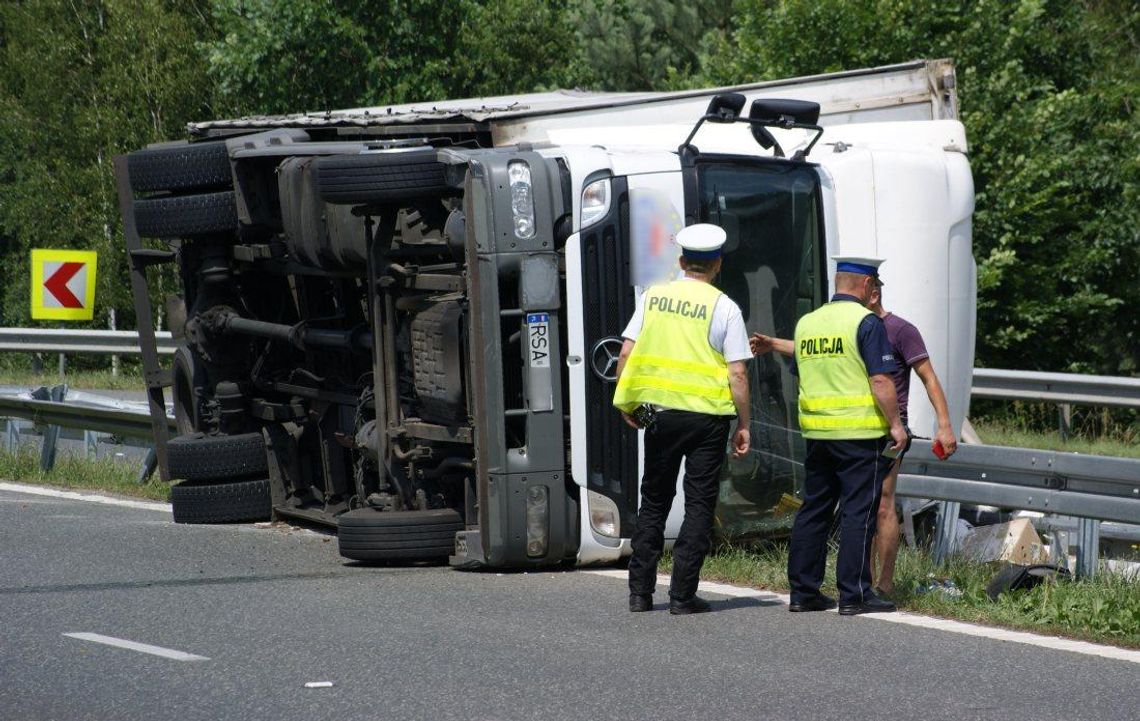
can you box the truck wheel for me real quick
[170,478,271,524]
[313,149,454,205]
[134,191,238,238]
[166,432,268,482]
[127,142,231,193]
[337,508,464,562]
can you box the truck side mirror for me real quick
[748,99,821,126]
[705,93,747,123]
[747,99,824,160]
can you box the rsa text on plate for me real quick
[526,313,550,368]
[525,313,554,411]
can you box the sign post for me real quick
[30,249,98,321]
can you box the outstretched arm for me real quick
[912,358,957,457]
[750,332,794,357]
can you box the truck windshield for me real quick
[696,160,825,540]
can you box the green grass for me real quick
[0,367,146,391]
[0,447,169,502]
[664,543,1140,648]
[972,417,1140,460]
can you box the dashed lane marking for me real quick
[582,568,1140,665]
[63,633,209,661]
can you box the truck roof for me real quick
[189,59,959,143]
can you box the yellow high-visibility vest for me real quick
[794,300,889,439]
[613,279,735,416]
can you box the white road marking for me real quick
[63,633,209,661]
[0,481,171,512]
[582,569,1140,665]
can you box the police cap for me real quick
[677,223,727,260]
[832,255,885,285]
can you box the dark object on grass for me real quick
[986,563,1072,601]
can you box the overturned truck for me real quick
[115,59,975,568]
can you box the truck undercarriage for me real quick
[118,128,579,567]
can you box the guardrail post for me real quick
[1058,403,1072,442]
[1044,527,1071,572]
[39,384,68,472]
[1075,517,1100,579]
[931,500,961,565]
[137,446,158,483]
[5,418,20,452]
[84,430,98,460]
[58,352,67,379]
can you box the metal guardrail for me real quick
[0,385,172,479]
[899,440,1140,524]
[0,386,174,439]
[898,439,1140,576]
[971,368,1140,409]
[0,328,176,356]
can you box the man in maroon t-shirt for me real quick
[750,284,957,595]
[865,285,956,594]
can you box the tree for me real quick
[0,0,218,336]
[703,0,1140,375]
[569,0,735,91]
[204,0,469,115]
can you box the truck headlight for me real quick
[580,178,611,228]
[525,485,549,557]
[508,161,536,239]
[587,489,620,538]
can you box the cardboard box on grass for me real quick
[957,518,1049,565]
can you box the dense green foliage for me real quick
[705,0,1140,376]
[0,0,215,335]
[0,0,1136,377]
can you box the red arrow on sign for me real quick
[44,262,85,309]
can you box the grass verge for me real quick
[0,448,169,502]
[663,543,1140,648]
[0,368,146,391]
[971,417,1140,460]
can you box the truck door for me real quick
[690,157,827,539]
[572,170,691,543]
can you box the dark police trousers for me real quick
[788,437,892,606]
[628,410,731,601]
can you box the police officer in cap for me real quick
[786,256,907,615]
[613,223,752,614]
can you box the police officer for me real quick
[613,223,751,615]
[785,256,907,616]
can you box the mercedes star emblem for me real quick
[590,336,624,381]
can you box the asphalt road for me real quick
[1,486,1137,721]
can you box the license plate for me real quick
[527,313,550,368]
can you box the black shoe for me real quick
[788,594,837,613]
[838,593,897,616]
[668,595,712,615]
[629,593,653,612]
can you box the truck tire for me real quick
[127,142,231,193]
[166,432,268,482]
[313,149,454,205]
[337,508,463,562]
[134,191,238,238]
[170,478,272,524]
